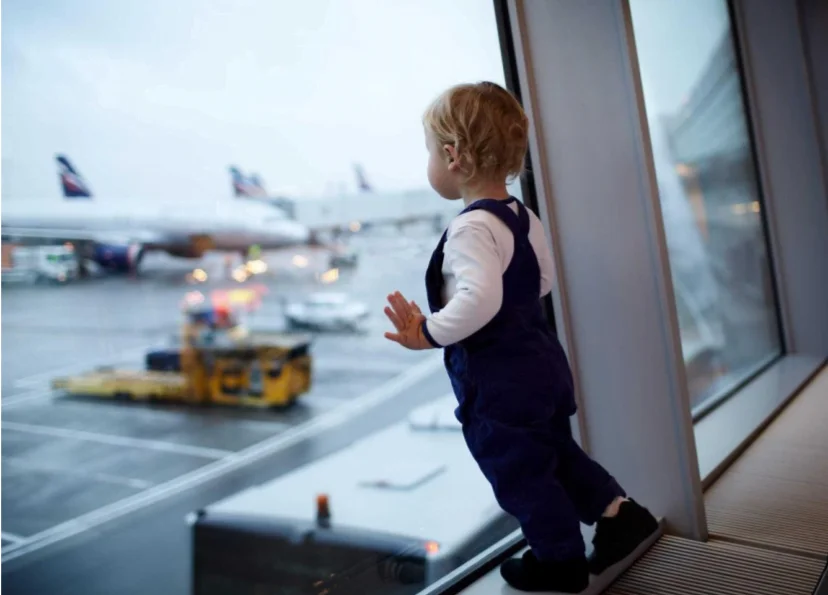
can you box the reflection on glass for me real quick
[629,0,782,412]
[1,1,516,592]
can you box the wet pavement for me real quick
[1,226,451,594]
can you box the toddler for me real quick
[383,81,658,592]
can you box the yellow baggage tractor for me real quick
[51,369,189,403]
[198,334,312,408]
[52,305,313,409]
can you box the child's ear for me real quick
[443,144,460,170]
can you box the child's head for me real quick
[423,81,529,200]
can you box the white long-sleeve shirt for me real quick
[424,200,555,347]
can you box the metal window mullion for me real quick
[505,0,706,540]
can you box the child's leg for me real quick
[548,414,626,525]
[471,411,658,592]
[548,414,659,576]
[465,416,592,592]
[464,417,586,562]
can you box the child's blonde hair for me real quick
[423,81,529,183]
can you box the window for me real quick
[1,1,530,592]
[628,0,782,416]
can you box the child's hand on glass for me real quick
[383,291,432,350]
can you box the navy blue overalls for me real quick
[424,198,625,561]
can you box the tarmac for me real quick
[1,225,452,594]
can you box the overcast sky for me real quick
[3,0,728,210]
[2,0,505,207]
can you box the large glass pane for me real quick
[629,0,782,413]
[1,1,524,592]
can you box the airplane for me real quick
[230,163,458,237]
[1,155,313,274]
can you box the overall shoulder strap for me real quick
[461,197,524,238]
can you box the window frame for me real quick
[417,0,828,591]
[692,0,828,487]
[686,0,788,423]
[495,0,558,338]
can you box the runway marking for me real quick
[2,422,233,460]
[1,532,27,545]
[3,344,158,410]
[1,390,56,410]
[12,346,151,390]
[2,392,293,434]
[214,418,292,432]
[0,353,444,563]
[3,458,153,490]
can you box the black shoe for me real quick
[500,550,589,593]
[588,499,659,575]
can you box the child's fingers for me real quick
[387,292,405,310]
[388,292,404,311]
[390,292,413,322]
[388,294,408,323]
[410,301,423,316]
[397,292,414,318]
[384,332,402,344]
[384,306,404,331]
[384,307,402,330]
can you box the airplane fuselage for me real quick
[2,198,311,253]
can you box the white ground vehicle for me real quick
[189,395,518,594]
[284,292,369,332]
[1,244,78,284]
[328,246,359,268]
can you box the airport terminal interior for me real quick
[2,0,827,594]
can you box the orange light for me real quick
[316,494,331,520]
[425,541,440,554]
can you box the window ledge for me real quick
[695,354,826,488]
[424,520,663,595]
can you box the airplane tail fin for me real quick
[56,154,92,199]
[249,173,267,196]
[229,165,267,197]
[354,163,372,193]
[230,166,248,197]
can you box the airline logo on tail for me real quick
[56,154,92,199]
[229,166,268,197]
[354,164,372,193]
